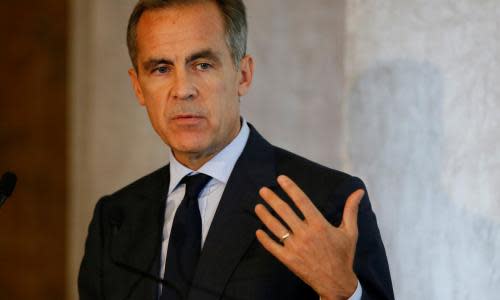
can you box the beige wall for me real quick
[243,0,346,166]
[69,1,166,299]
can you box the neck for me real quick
[176,153,216,171]
[173,121,242,170]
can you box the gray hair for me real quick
[127,0,247,71]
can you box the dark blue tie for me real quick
[161,173,212,300]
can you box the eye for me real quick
[153,66,170,74]
[196,63,212,71]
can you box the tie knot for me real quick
[181,173,212,200]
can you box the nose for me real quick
[171,69,197,100]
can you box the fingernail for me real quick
[259,187,268,196]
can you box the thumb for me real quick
[341,189,365,236]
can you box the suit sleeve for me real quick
[78,197,107,300]
[332,176,395,300]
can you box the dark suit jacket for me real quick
[78,125,394,300]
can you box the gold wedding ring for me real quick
[279,232,291,243]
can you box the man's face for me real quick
[129,2,253,169]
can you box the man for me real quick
[78,1,394,299]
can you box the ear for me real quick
[237,55,254,97]
[128,68,146,106]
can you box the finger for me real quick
[259,187,304,231]
[277,175,321,220]
[256,229,289,263]
[255,203,291,241]
[341,189,365,235]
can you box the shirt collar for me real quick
[168,119,250,195]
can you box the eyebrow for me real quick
[186,49,222,65]
[142,49,222,72]
[142,58,173,72]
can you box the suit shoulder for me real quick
[272,146,353,184]
[271,146,367,224]
[101,165,168,204]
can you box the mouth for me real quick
[171,114,205,125]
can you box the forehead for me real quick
[135,2,228,60]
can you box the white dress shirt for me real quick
[159,120,362,300]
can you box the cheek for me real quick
[212,78,239,116]
[141,89,169,130]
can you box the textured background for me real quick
[344,1,500,298]
[69,1,500,299]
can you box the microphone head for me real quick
[0,172,17,197]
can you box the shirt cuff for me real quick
[318,280,362,300]
[348,280,362,300]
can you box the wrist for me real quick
[320,272,358,300]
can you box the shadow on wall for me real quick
[345,60,500,299]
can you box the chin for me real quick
[164,128,207,146]
[169,138,212,155]
[177,144,208,154]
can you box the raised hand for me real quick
[255,175,364,300]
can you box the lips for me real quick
[171,114,205,125]
[173,114,203,119]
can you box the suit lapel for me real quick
[189,125,277,300]
[109,166,169,299]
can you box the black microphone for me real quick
[0,172,17,208]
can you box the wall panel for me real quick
[0,1,68,299]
